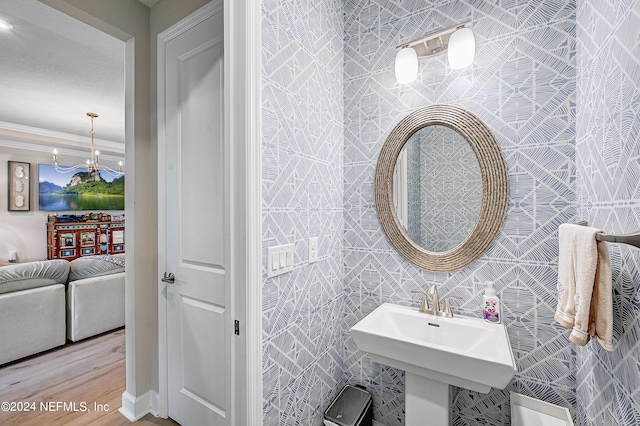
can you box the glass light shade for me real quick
[448,27,475,70]
[395,47,418,84]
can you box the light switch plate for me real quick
[309,237,319,263]
[267,244,294,278]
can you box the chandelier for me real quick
[52,113,124,176]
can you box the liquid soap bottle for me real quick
[483,283,501,324]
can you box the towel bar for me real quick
[577,221,640,249]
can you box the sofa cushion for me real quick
[69,254,125,282]
[67,273,125,341]
[0,284,66,365]
[0,259,70,295]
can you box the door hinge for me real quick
[234,319,240,335]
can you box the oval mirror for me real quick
[375,105,508,272]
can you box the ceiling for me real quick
[0,0,125,154]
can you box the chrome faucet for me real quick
[412,285,462,318]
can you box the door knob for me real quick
[162,272,175,284]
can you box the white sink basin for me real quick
[350,302,516,393]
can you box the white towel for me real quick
[554,223,613,351]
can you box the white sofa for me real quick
[66,254,125,342]
[0,260,69,365]
[0,255,126,365]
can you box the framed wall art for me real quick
[8,161,30,211]
[38,163,125,211]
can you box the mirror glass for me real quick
[393,125,482,252]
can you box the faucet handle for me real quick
[443,296,462,317]
[411,291,430,312]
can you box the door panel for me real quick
[178,37,224,267]
[180,295,226,413]
[164,4,229,425]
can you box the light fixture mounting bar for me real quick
[396,21,471,59]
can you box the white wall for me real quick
[0,148,50,262]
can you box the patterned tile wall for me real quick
[576,1,640,424]
[343,1,577,424]
[262,0,346,424]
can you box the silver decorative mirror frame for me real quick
[375,105,508,272]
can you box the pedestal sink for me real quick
[350,303,516,425]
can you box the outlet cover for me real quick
[309,237,319,263]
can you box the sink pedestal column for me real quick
[405,372,450,426]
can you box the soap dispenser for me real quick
[483,283,501,323]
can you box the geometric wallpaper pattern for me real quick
[576,0,640,424]
[402,126,482,251]
[344,0,577,424]
[415,125,481,252]
[262,0,346,424]
[260,0,640,424]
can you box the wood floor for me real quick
[0,329,179,426]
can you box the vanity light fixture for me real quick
[0,19,13,30]
[52,113,124,176]
[394,22,474,84]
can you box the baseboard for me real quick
[119,390,155,422]
[147,390,162,417]
[373,420,385,426]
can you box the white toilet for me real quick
[510,392,574,426]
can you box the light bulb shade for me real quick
[448,27,475,70]
[395,47,418,84]
[0,19,13,30]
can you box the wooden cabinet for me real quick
[47,213,125,261]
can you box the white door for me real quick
[163,3,230,425]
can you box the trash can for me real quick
[324,384,373,426]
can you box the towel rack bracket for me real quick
[576,221,640,249]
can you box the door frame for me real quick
[157,1,262,424]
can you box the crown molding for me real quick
[0,138,124,164]
[0,121,124,154]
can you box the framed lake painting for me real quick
[38,164,125,211]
